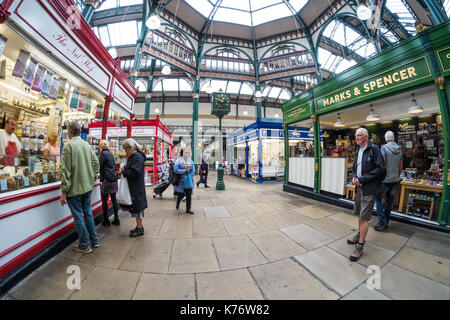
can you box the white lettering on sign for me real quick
[89,127,156,138]
[53,33,95,74]
[113,82,133,111]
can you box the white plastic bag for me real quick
[117,177,132,205]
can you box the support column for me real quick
[144,92,152,120]
[126,113,134,138]
[82,0,101,24]
[102,96,114,140]
[284,124,289,185]
[216,117,225,190]
[129,0,149,86]
[0,0,14,24]
[421,0,448,25]
[313,116,321,194]
[255,84,262,119]
[154,127,158,185]
[192,78,200,173]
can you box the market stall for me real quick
[0,0,137,286]
[282,21,450,230]
[88,117,173,186]
[227,118,309,183]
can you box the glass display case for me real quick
[0,154,59,193]
[262,139,285,177]
[248,140,259,179]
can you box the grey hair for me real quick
[385,131,395,142]
[123,138,142,154]
[99,140,109,149]
[356,127,369,137]
[67,122,81,136]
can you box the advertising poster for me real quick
[95,104,103,120]
[41,71,53,96]
[12,49,30,78]
[85,96,92,113]
[23,57,38,86]
[77,93,87,112]
[49,77,59,100]
[31,65,46,92]
[57,78,67,100]
[70,90,80,109]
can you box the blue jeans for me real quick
[375,182,397,224]
[67,191,99,248]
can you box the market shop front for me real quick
[0,0,137,293]
[282,21,450,231]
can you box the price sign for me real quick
[0,179,7,191]
[43,174,48,183]
[14,157,18,166]
[24,177,30,187]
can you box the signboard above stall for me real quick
[90,126,156,138]
[437,47,450,77]
[284,103,312,124]
[315,57,433,114]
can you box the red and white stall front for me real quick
[89,117,174,185]
[0,0,137,288]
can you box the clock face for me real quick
[213,93,231,109]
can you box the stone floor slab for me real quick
[406,229,450,259]
[11,257,95,300]
[132,274,196,300]
[328,235,396,267]
[204,206,232,219]
[221,217,261,235]
[213,235,268,270]
[390,246,450,286]
[193,218,229,238]
[141,216,165,238]
[294,246,368,296]
[365,229,408,252]
[249,230,307,262]
[225,205,255,217]
[196,269,263,300]
[249,259,339,300]
[119,238,173,273]
[169,238,220,273]
[295,206,334,220]
[158,218,193,239]
[342,284,391,300]
[70,267,141,300]
[304,218,355,239]
[270,210,315,226]
[378,263,450,300]
[328,212,359,228]
[246,212,290,231]
[280,224,334,250]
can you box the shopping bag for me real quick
[183,172,194,189]
[117,177,132,205]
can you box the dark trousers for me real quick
[197,175,208,187]
[176,188,192,211]
[102,192,119,222]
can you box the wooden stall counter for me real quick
[398,180,443,213]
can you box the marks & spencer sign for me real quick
[315,57,432,114]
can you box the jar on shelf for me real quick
[37,139,45,155]
[32,122,39,138]
[30,138,38,155]
[22,121,31,138]
[21,137,30,155]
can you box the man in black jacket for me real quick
[99,140,120,226]
[347,128,385,261]
[196,158,210,188]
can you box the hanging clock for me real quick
[211,91,231,118]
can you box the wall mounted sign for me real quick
[12,49,29,78]
[113,81,133,112]
[437,47,450,76]
[31,65,46,92]
[315,57,432,114]
[89,126,156,138]
[284,103,312,124]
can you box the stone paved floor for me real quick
[3,173,450,300]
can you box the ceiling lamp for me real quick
[161,65,171,75]
[243,110,248,116]
[357,2,372,20]
[274,113,279,118]
[108,47,117,59]
[322,131,330,138]
[334,113,345,127]
[255,90,262,98]
[154,108,160,114]
[308,127,314,137]
[408,93,424,114]
[146,14,161,29]
[366,104,380,122]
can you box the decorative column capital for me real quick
[84,0,101,8]
[0,3,11,24]
[196,74,201,80]
[145,93,152,99]
[311,114,317,121]
[255,97,262,103]
[435,76,445,90]
[193,93,199,99]
[148,75,153,81]
[130,69,138,77]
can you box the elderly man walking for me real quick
[375,131,402,231]
[60,122,100,254]
[347,128,385,261]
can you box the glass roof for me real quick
[385,0,417,35]
[185,0,309,26]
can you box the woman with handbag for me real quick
[99,140,120,226]
[196,158,209,188]
[120,138,148,237]
[174,148,195,214]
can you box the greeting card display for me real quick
[85,96,92,113]
[31,65,46,92]
[77,93,87,112]
[57,78,67,100]
[49,77,59,100]
[23,57,38,86]
[12,50,30,78]
[70,90,80,109]
[41,71,53,96]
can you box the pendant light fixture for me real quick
[366,104,380,122]
[146,15,161,29]
[334,113,345,127]
[243,110,248,116]
[356,1,372,20]
[274,113,279,118]
[154,107,160,114]
[322,131,330,138]
[408,93,424,114]
[308,127,314,137]
[255,90,262,98]
[161,64,171,75]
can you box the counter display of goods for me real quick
[0,155,59,193]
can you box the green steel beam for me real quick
[421,0,448,25]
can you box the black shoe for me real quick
[102,219,111,226]
[176,203,180,210]
[129,226,144,234]
[129,227,144,237]
[205,185,210,188]
[186,210,194,214]
[374,223,388,232]
[111,219,120,226]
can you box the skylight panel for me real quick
[214,8,252,26]
[226,81,241,94]
[97,0,117,11]
[154,81,162,91]
[250,0,281,11]
[98,26,111,47]
[335,59,356,74]
[119,0,142,6]
[268,87,281,99]
[279,90,291,100]
[221,0,250,11]
[385,0,416,35]
[108,21,138,46]
[240,83,253,95]
[179,79,192,91]
[288,0,308,12]
[252,4,291,25]
[445,0,450,18]
[135,79,147,91]
[163,79,179,91]
[185,0,214,17]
